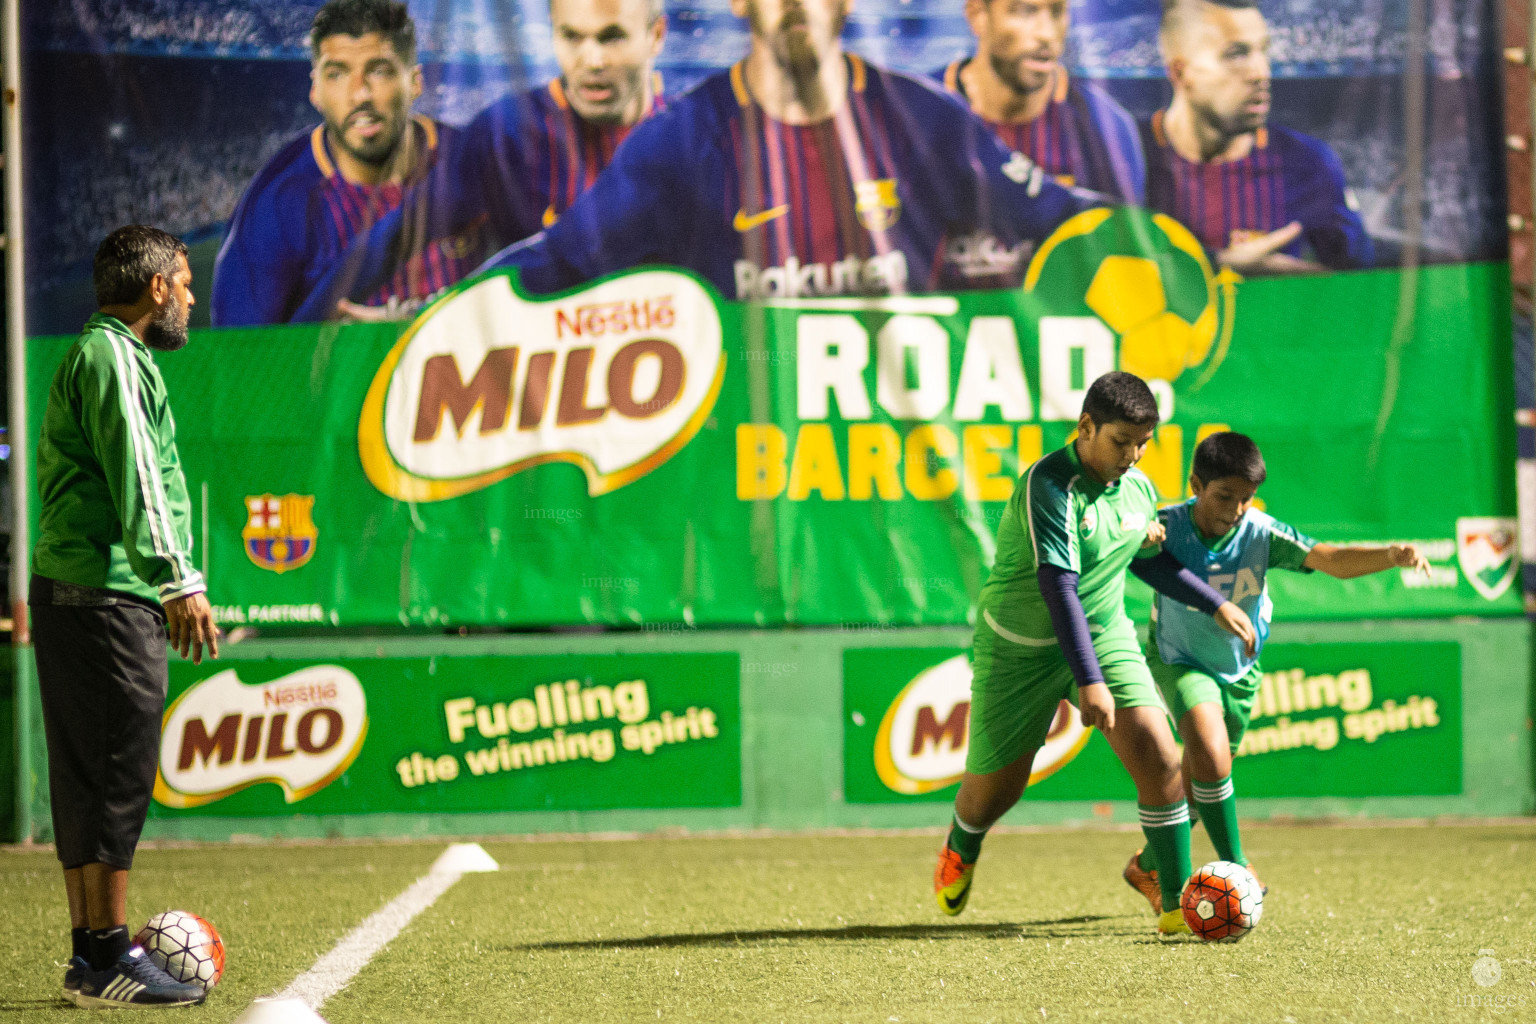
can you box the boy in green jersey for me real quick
[1122,432,1428,909]
[934,373,1257,936]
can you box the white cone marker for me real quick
[431,842,500,875]
[233,997,331,1023]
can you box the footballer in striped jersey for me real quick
[1140,0,1373,274]
[212,0,485,326]
[489,0,1092,300]
[939,0,1145,284]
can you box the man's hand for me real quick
[1218,222,1326,276]
[1213,601,1257,658]
[1142,520,1167,549]
[165,592,220,665]
[336,297,426,323]
[1077,681,1116,732]
[1390,543,1431,574]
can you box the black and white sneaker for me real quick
[61,956,89,1005]
[73,947,206,1008]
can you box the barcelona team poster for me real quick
[21,0,1518,629]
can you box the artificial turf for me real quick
[3,825,1533,1023]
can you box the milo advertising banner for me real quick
[20,0,1519,628]
[844,641,1462,802]
[150,653,742,817]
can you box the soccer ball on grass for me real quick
[135,910,226,990]
[1180,860,1263,942]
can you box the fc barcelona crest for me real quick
[855,178,901,232]
[1456,516,1517,601]
[243,494,318,574]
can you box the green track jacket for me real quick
[32,313,205,605]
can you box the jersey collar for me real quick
[730,53,867,109]
[1184,497,1240,552]
[310,115,439,183]
[86,312,145,350]
[1064,441,1113,498]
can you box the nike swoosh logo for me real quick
[942,891,965,910]
[733,205,788,232]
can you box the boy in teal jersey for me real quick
[1124,432,1428,909]
[934,373,1257,936]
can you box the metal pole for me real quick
[3,0,33,843]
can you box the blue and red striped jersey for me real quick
[282,78,665,323]
[1139,110,1373,270]
[469,76,664,244]
[495,55,1091,300]
[939,61,1144,204]
[212,116,486,326]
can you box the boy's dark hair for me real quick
[1081,372,1160,427]
[311,0,416,63]
[93,225,188,307]
[1192,431,1267,486]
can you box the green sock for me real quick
[1137,847,1156,872]
[947,813,988,863]
[1138,801,1192,910]
[1192,776,1245,866]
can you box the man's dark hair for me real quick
[311,0,416,63]
[93,226,188,307]
[1192,431,1267,486]
[1081,372,1160,427]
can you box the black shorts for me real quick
[30,576,167,870]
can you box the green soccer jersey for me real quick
[32,314,204,605]
[978,442,1160,647]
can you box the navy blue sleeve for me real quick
[212,159,311,326]
[1081,83,1146,205]
[1129,550,1227,615]
[1037,563,1106,689]
[1285,131,1374,270]
[961,104,1094,245]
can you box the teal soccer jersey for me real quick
[1151,500,1315,684]
[978,443,1160,646]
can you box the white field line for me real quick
[270,844,496,1012]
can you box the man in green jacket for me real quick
[31,225,219,1008]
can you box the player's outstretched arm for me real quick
[1129,550,1255,657]
[1302,543,1430,579]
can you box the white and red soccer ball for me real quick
[1181,861,1263,942]
[135,910,225,991]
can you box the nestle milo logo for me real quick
[358,269,726,501]
[873,655,1089,795]
[154,666,368,808]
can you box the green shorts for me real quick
[1147,646,1262,752]
[966,615,1167,775]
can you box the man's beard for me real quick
[331,103,407,167]
[758,3,841,75]
[1197,96,1267,142]
[990,50,1052,97]
[144,293,189,352]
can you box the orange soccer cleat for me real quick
[1123,848,1163,914]
[933,842,976,916]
